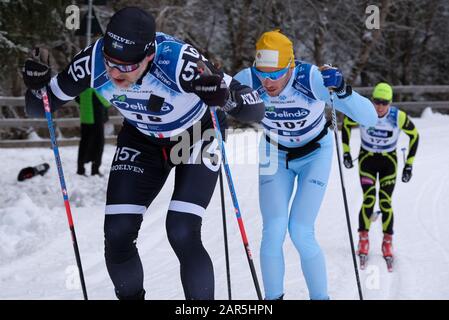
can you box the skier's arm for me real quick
[24,46,93,118]
[225,67,266,122]
[399,110,419,165]
[224,78,265,122]
[179,46,264,122]
[342,116,358,153]
[233,68,252,87]
[311,67,377,127]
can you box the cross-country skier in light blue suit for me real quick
[234,30,377,300]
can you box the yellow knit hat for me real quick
[255,29,295,69]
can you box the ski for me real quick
[359,254,393,272]
[359,254,368,270]
[384,256,394,272]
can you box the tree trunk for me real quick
[348,0,391,84]
[225,0,253,73]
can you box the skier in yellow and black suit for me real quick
[341,83,419,269]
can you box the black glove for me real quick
[343,152,353,169]
[22,48,51,90]
[221,90,238,112]
[191,73,229,108]
[192,60,229,108]
[402,164,413,183]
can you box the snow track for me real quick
[1,110,448,299]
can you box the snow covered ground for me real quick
[1,108,448,300]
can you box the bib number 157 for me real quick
[114,147,141,163]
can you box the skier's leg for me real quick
[379,151,397,235]
[258,139,296,300]
[166,211,215,300]
[104,214,145,299]
[288,133,333,300]
[104,123,170,299]
[358,149,377,232]
[91,120,105,175]
[77,124,90,175]
[166,133,221,300]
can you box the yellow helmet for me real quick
[372,82,393,101]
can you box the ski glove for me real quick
[222,91,238,112]
[402,164,413,183]
[222,86,263,113]
[343,152,353,169]
[320,65,350,98]
[22,48,52,90]
[191,64,229,108]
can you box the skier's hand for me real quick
[319,64,349,98]
[22,47,52,90]
[402,164,413,183]
[221,86,263,114]
[343,152,353,169]
[192,61,229,108]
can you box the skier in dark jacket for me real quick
[22,7,264,300]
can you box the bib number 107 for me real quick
[272,120,307,129]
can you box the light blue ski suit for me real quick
[235,62,377,299]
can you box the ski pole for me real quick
[196,60,262,300]
[401,147,407,164]
[41,88,88,300]
[219,167,232,300]
[329,90,364,300]
[210,107,262,300]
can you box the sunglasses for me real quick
[373,99,390,106]
[103,54,142,73]
[252,59,292,81]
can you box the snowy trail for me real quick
[0,108,448,299]
[341,108,449,300]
